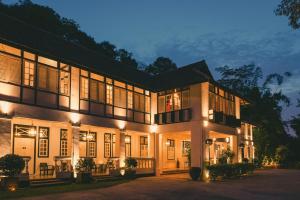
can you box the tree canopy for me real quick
[216,64,298,163]
[275,0,300,29]
[0,0,138,68]
[145,57,177,76]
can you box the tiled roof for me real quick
[0,12,214,91]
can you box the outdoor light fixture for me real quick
[251,141,254,146]
[205,138,213,145]
[166,140,170,146]
[203,120,208,127]
[236,128,241,134]
[70,113,81,127]
[245,141,249,145]
[29,128,36,137]
[150,124,158,134]
[86,133,94,140]
[225,137,230,143]
[120,168,125,176]
[125,136,131,143]
[117,120,126,132]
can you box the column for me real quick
[155,133,162,176]
[71,126,80,176]
[0,118,12,158]
[119,130,125,168]
[191,126,203,168]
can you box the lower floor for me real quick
[0,115,254,180]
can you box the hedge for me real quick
[206,163,255,180]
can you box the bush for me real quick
[0,154,25,177]
[125,157,137,169]
[189,167,201,181]
[206,163,255,180]
[75,158,95,172]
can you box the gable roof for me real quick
[0,12,217,92]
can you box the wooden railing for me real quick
[132,157,155,174]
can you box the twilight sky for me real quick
[4,0,300,125]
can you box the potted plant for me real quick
[124,157,137,179]
[189,167,201,181]
[75,158,95,183]
[0,154,25,191]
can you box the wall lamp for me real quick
[69,112,81,127]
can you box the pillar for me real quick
[71,126,80,176]
[155,133,162,176]
[119,130,125,168]
[191,126,203,168]
[0,118,12,157]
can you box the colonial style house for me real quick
[0,13,254,179]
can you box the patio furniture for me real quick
[39,163,55,176]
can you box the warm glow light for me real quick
[0,101,10,114]
[150,124,158,133]
[205,170,210,179]
[120,168,125,176]
[203,120,208,127]
[117,120,126,131]
[166,140,170,146]
[236,128,241,134]
[86,133,93,140]
[70,113,80,124]
[29,128,36,137]
[125,136,130,143]
[225,137,230,143]
[246,141,249,145]
[213,138,216,142]
[251,141,254,146]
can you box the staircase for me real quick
[30,178,72,187]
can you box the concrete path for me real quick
[23,169,300,200]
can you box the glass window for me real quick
[106,85,113,105]
[114,87,126,108]
[127,91,133,109]
[38,64,58,93]
[181,90,190,109]
[125,135,131,157]
[38,56,57,67]
[140,136,148,157]
[80,77,89,99]
[167,139,175,160]
[38,127,49,157]
[134,93,145,112]
[0,43,21,56]
[182,141,191,156]
[60,129,68,157]
[23,60,35,87]
[166,94,173,112]
[60,71,70,95]
[0,52,21,84]
[145,96,150,113]
[173,92,181,110]
[158,96,165,113]
[104,133,115,158]
[90,79,105,103]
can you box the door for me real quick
[14,137,35,175]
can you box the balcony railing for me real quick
[210,111,241,128]
[132,157,155,174]
[154,108,192,125]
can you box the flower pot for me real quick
[189,167,201,181]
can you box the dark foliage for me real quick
[275,0,300,29]
[207,163,255,180]
[145,57,177,75]
[189,167,201,181]
[0,154,25,177]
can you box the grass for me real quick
[0,179,130,199]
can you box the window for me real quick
[140,136,148,157]
[104,133,116,158]
[80,131,97,157]
[182,90,190,109]
[127,91,133,109]
[90,79,105,103]
[80,77,89,99]
[114,87,126,108]
[0,52,21,84]
[182,141,191,156]
[60,129,68,157]
[167,139,175,160]
[173,92,181,110]
[106,85,113,105]
[23,60,35,87]
[125,135,131,157]
[158,96,165,113]
[38,127,49,157]
[166,94,173,112]
[134,93,145,112]
[59,70,70,96]
[38,64,58,93]
[145,96,150,113]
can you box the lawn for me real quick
[0,179,129,199]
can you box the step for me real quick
[30,179,72,187]
[161,170,189,175]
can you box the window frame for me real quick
[38,127,50,158]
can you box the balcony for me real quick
[210,111,241,128]
[154,108,192,125]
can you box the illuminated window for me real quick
[104,133,115,158]
[106,85,113,105]
[23,60,35,87]
[60,71,70,95]
[114,87,126,108]
[145,96,150,113]
[182,141,191,156]
[38,64,58,93]
[80,131,97,157]
[167,139,175,160]
[125,135,131,157]
[158,96,165,113]
[0,52,21,84]
[134,93,145,112]
[38,127,49,157]
[181,90,190,109]
[165,94,173,112]
[60,129,68,157]
[90,79,105,103]
[127,91,133,109]
[80,77,89,99]
[140,136,148,157]
[173,92,181,110]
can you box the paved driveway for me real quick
[23,169,300,200]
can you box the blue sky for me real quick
[4,0,300,125]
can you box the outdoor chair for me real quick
[40,163,55,176]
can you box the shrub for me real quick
[206,163,255,180]
[189,167,201,181]
[0,154,25,177]
[242,158,249,163]
[125,157,137,169]
[75,158,95,172]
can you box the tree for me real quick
[145,57,177,75]
[290,98,300,137]
[275,0,300,29]
[116,49,138,69]
[216,64,291,161]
